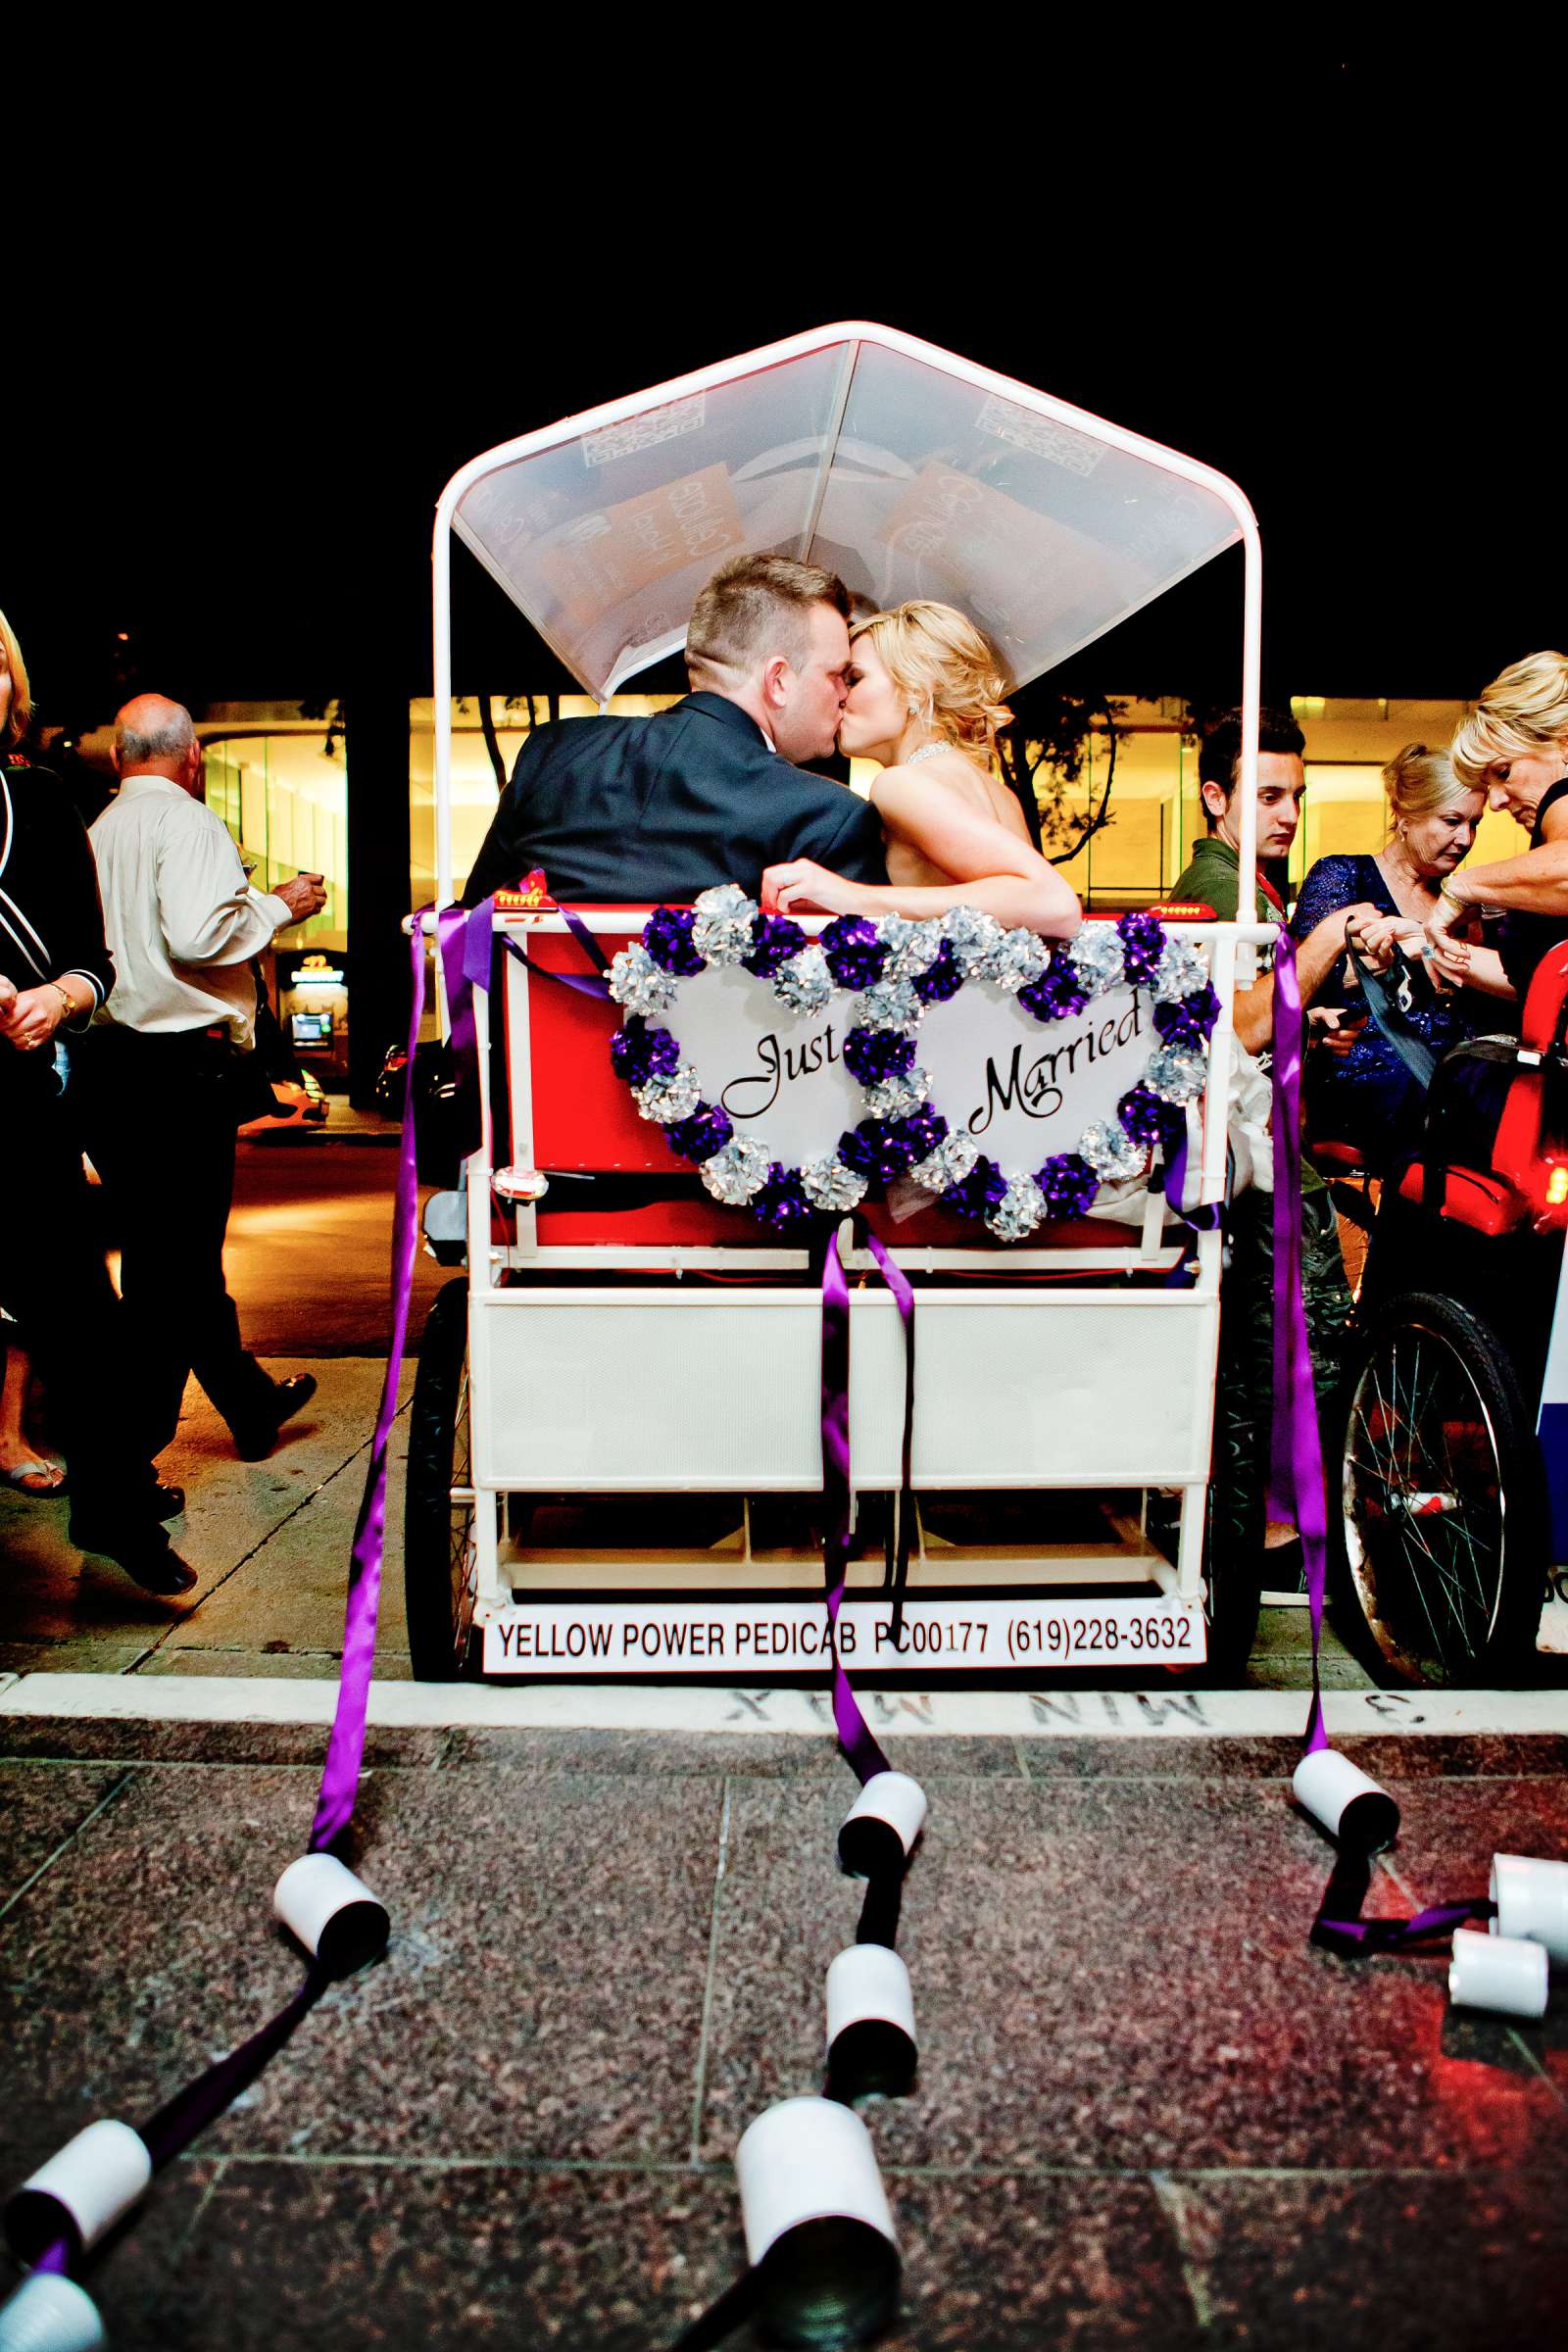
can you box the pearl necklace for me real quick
[906,742,949,767]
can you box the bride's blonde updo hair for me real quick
[1451,651,1568,791]
[851,600,1013,760]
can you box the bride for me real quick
[762,600,1081,941]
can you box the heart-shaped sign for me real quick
[607,890,1218,1238]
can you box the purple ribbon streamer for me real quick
[500,931,613,1001]
[310,917,428,1850]
[1315,1899,1495,1954]
[136,1967,330,2168]
[820,1227,894,1783]
[1266,930,1330,1755]
[857,1222,916,1644]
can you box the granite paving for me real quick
[1,1719,1564,2347]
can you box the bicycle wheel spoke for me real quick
[1344,1305,1520,1682]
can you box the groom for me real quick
[461,554,887,906]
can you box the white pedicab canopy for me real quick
[433,321,1263,902]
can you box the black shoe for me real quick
[232,1374,318,1462]
[69,1524,199,1595]
[154,1483,185,1520]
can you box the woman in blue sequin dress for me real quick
[1291,744,1515,1171]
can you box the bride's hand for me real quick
[761,859,865,918]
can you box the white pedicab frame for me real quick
[421,321,1276,1679]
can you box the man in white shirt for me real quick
[78,696,328,1468]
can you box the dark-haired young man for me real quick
[1172,705,1351,1046]
[1171,708,1353,1634]
[462,553,887,906]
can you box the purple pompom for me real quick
[1153,986,1221,1047]
[941,1154,1007,1220]
[843,1026,917,1087]
[1116,1084,1168,1147]
[1116,909,1166,987]
[753,1163,818,1231]
[838,1109,947,1185]
[1018,962,1089,1024]
[643,906,706,976]
[893,1105,948,1166]
[911,940,963,1004]
[744,910,808,977]
[610,1017,681,1089]
[820,914,888,991]
[1035,1152,1100,1218]
[664,1102,732,1164]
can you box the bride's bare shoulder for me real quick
[872,750,984,798]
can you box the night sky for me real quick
[11,55,1555,728]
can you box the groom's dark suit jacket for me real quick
[460,691,886,906]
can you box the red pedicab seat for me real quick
[1394,941,1568,1236]
[506,911,1157,1260]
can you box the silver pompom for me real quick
[988,927,1052,993]
[1079,1118,1147,1181]
[987,1174,1047,1241]
[607,944,678,1016]
[877,914,943,979]
[691,882,758,964]
[1152,937,1209,1002]
[634,1065,702,1125]
[700,1136,772,1203]
[1067,925,1126,998]
[772,944,834,1012]
[908,1129,981,1195]
[863,1067,931,1120]
[943,905,1008,979]
[802,1154,869,1211]
[855,977,922,1031]
[1146,1043,1208,1103]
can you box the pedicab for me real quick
[404,321,1283,1689]
[1328,945,1568,1684]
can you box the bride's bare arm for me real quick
[762,769,1082,939]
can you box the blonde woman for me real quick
[1289,744,1508,1169]
[1431,651,1568,1002]
[761,601,1081,942]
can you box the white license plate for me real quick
[482,1594,1204,1676]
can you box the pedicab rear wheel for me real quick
[1333,1291,1545,1685]
[405,1278,477,1680]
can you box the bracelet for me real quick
[1438,878,1468,912]
[51,984,74,1023]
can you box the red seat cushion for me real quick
[1310,1140,1367,1174]
[1395,1162,1529,1236]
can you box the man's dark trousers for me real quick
[74,1025,278,1457]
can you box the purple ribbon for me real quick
[1309,1843,1496,1957]
[12,926,432,2293]
[1266,930,1330,1755]
[500,931,613,1001]
[135,1967,331,2167]
[311,916,428,1850]
[821,1224,910,1783]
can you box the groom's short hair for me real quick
[687,553,852,684]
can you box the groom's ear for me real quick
[760,653,794,713]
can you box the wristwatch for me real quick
[51,984,74,1023]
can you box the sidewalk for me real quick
[0,1362,416,1680]
[2,1697,1565,2348]
[3,1378,1565,2346]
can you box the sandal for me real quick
[2,1457,68,1497]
